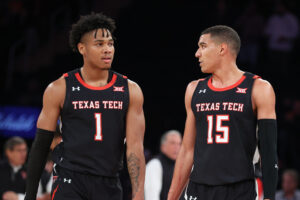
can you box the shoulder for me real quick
[43,76,66,106]
[252,78,275,97]
[187,80,199,91]
[44,76,66,96]
[186,77,208,92]
[128,79,143,97]
[127,79,140,88]
[185,78,204,100]
[125,79,144,109]
[252,78,275,103]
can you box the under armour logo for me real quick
[72,86,80,91]
[189,196,197,200]
[236,87,247,94]
[275,164,278,169]
[199,89,206,94]
[64,178,72,183]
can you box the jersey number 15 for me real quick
[206,115,229,144]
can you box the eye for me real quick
[96,43,103,46]
[108,42,114,47]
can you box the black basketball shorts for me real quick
[183,180,256,200]
[51,166,122,200]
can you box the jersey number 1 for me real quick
[94,113,103,141]
[207,115,229,144]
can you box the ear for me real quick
[219,43,228,56]
[77,42,85,55]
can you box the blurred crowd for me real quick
[1,0,300,199]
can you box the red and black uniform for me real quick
[52,68,129,200]
[186,72,259,200]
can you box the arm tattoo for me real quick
[127,153,140,198]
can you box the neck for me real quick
[211,60,243,88]
[9,162,21,168]
[81,65,109,81]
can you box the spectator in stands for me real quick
[235,1,264,71]
[145,130,182,200]
[276,169,300,200]
[264,1,299,82]
[0,136,27,200]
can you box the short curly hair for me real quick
[69,13,116,53]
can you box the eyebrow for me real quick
[199,42,207,45]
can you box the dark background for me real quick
[1,0,300,192]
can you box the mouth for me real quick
[102,58,112,63]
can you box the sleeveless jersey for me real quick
[190,72,259,185]
[59,68,129,177]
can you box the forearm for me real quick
[25,129,54,200]
[168,147,193,200]
[258,119,278,200]
[127,145,145,200]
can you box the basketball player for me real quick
[25,13,145,200]
[168,25,278,200]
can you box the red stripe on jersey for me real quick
[63,73,68,77]
[199,78,206,81]
[256,178,263,200]
[253,75,261,79]
[51,185,59,200]
[208,75,246,92]
[123,75,128,79]
[75,73,117,90]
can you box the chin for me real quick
[98,65,111,70]
[201,67,213,74]
[201,68,208,74]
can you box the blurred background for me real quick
[0,0,300,199]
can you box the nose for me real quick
[103,44,113,54]
[195,48,201,58]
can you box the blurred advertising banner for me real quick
[0,106,40,139]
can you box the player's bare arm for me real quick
[37,76,65,130]
[252,78,276,120]
[167,80,198,200]
[253,78,277,200]
[126,80,146,200]
[25,76,65,200]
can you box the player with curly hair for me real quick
[25,13,146,200]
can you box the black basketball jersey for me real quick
[59,68,129,177]
[190,72,260,185]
